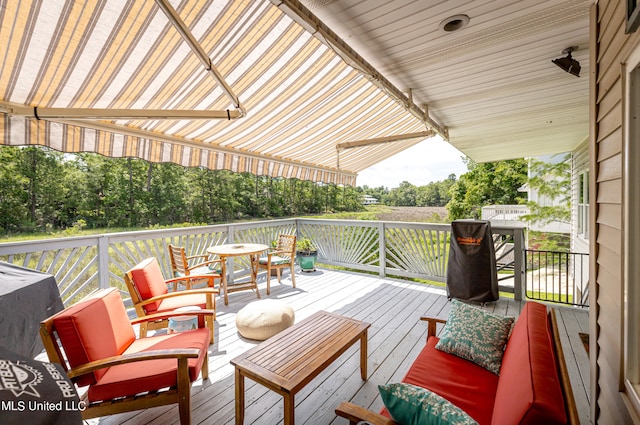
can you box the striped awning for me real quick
[0,0,446,185]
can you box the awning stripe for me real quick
[0,0,439,185]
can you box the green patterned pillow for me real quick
[378,383,478,425]
[435,299,514,375]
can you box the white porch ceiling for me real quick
[301,0,591,163]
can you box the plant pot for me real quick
[296,251,317,272]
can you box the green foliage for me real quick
[0,146,366,236]
[296,238,316,253]
[446,158,528,220]
[360,174,457,208]
[527,231,570,252]
[520,154,571,226]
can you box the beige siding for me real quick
[592,0,640,423]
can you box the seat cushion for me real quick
[128,257,169,313]
[53,288,135,387]
[191,265,221,275]
[259,255,291,266]
[87,327,209,402]
[491,302,567,425]
[381,336,499,425]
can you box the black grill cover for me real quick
[446,220,499,302]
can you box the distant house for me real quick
[362,195,379,205]
[481,153,572,234]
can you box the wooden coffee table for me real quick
[230,310,370,425]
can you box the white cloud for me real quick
[356,136,468,188]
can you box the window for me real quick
[623,45,640,417]
[578,170,589,239]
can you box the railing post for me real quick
[98,235,110,289]
[226,224,235,284]
[378,222,386,277]
[513,226,525,300]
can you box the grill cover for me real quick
[446,220,499,302]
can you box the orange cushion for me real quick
[129,257,169,313]
[53,288,135,387]
[491,302,567,425]
[87,327,209,402]
[381,336,499,425]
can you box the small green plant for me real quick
[296,238,316,254]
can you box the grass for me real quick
[0,206,400,243]
[306,205,394,220]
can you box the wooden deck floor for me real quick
[94,268,591,425]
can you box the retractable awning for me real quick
[0,0,446,185]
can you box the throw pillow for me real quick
[378,383,478,425]
[435,299,514,375]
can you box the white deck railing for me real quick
[0,219,526,306]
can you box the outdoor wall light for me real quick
[552,46,581,77]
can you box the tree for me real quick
[447,158,528,220]
[0,147,28,233]
[387,181,417,206]
[520,154,571,226]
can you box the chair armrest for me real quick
[186,253,209,261]
[136,287,218,307]
[165,275,216,286]
[66,348,200,379]
[131,309,216,325]
[335,402,397,425]
[420,316,447,338]
[270,249,291,256]
[188,258,223,271]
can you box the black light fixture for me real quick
[552,46,580,77]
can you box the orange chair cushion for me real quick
[87,327,210,402]
[491,302,567,425]
[53,288,135,387]
[129,257,169,313]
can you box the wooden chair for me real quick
[168,244,222,290]
[124,257,218,344]
[257,234,297,295]
[39,287,212,425]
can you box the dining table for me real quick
[206,243,269,305]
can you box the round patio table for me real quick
[207,243,268,305]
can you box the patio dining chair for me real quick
[257,234,297,295]
[168,244,223,290]
[39,287,211,425]
[124,257,218,344]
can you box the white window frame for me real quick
[578,170,589,239]
[623,45,640,417]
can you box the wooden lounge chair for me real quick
[168,244,222,290]
[124,257,218,343]
[257,234,297,295]
[39,287,211,425]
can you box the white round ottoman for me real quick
[236,299,295,340]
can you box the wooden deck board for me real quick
[89,268,590,425]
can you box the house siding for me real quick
[592,0,639,423]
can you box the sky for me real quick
[356,136,469,189]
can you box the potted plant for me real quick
[296,238,317,272]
